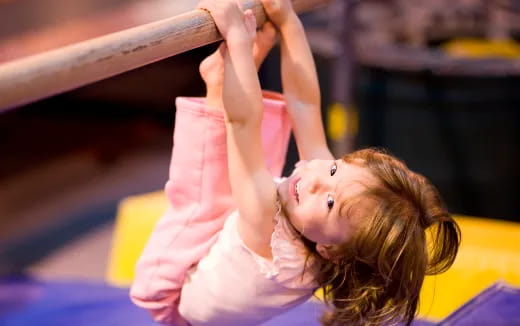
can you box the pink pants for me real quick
[130,91,292,325]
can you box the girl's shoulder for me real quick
[217,198,317,289]
[257,203,318,287]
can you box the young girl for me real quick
[131,1,461,325]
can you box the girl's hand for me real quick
[199,21,277,91]
[198,0,255,42]
[261,0,295,28]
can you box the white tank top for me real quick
[178,208,318,325]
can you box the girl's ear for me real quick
[316,244,331,259]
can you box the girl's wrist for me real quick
[225,27,254,48]
[278,12,302,34]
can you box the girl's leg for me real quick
[130,23,290,325]
[130,99,229,325]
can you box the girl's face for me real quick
[277,159,376,245]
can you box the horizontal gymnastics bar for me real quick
[0,0,331,111]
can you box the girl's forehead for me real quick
[336,159,376,184]
[333,160,379,210]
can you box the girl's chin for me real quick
[276,180,289,202]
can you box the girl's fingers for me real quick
[236,0,244,11]
[244,9,257,39]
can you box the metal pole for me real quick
[0,0,331,111]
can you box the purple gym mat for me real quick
[0,277,517,325]
[261,298,433,326]
[0,276,158,326]
[440,282,520,326]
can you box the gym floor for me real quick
[28,221,115,282]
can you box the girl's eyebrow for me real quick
[332,160,339,174]
[332,164,353,215]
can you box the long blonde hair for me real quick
[303,148,461,326]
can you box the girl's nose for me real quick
[308,174,324,194]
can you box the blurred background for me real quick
[0,0,519,304]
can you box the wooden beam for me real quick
[0,0,330,110]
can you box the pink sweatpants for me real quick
[130,91,292,325]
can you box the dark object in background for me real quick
[348,0,520,222]
[356,67,520,222]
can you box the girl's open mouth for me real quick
[290,176,301,203]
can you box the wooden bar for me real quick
[0,0,330,110]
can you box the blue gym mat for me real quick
[0,277,156,326]
[440,282,520,326]
[0,277,517,325]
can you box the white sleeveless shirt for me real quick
[178,208,318,325]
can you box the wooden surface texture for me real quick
[0,0,330,110]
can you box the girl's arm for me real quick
[223,11,278,259]
[262,0,333,161]
[199,1,278,259]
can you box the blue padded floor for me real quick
[263,299,432,326]
[0,277,432,326]
[440,282,520,326]
[0,277,157,326]
[1,277,517,326]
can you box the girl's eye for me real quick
[327,194,334,210]
[330,163,337,176]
